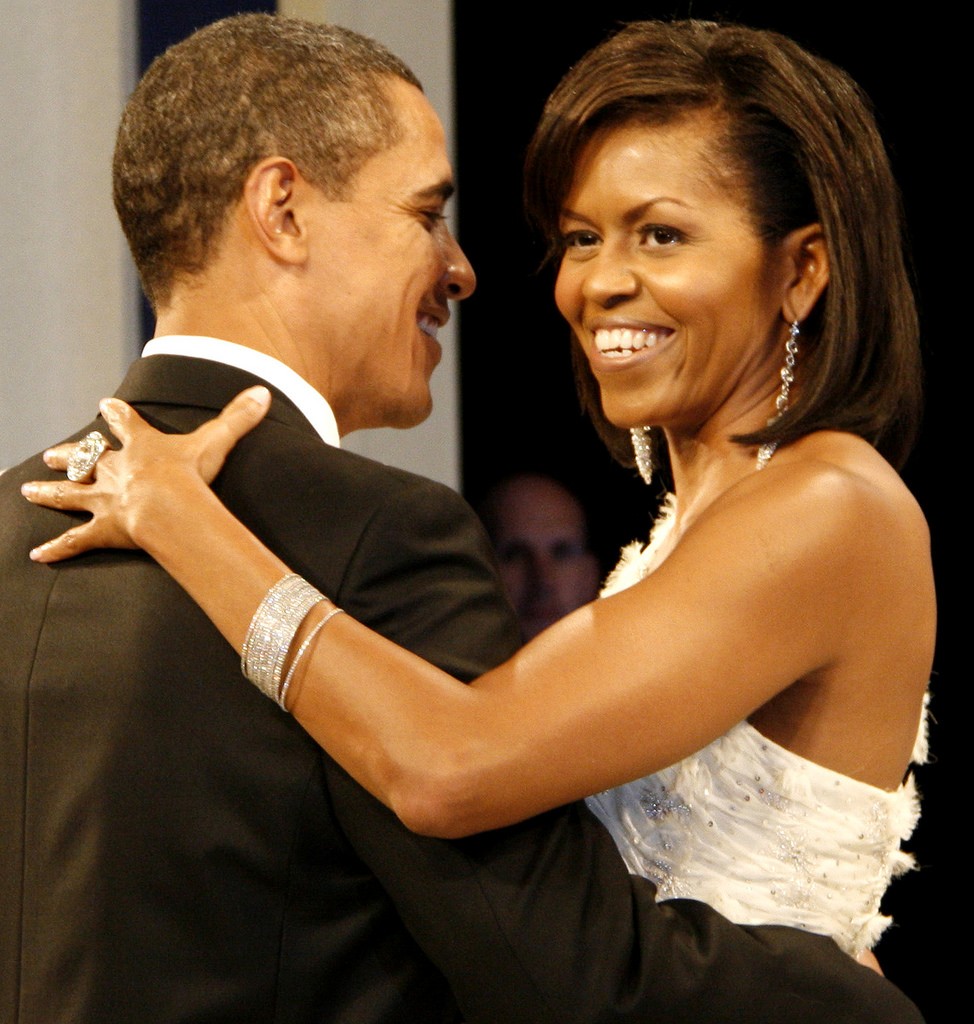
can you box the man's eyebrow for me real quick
[414,181,455,203]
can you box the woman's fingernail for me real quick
[21,483,36,498]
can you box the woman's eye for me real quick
[561,229,600,249]
[642,225,682,246]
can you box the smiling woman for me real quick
[552,113,827,442]
[525,20,920,477]
[24,19,932,973]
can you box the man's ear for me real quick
[781,223,830,324]
[242,156,308,265]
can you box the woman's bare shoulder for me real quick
[667,431,934,687]
[706,431,929,559]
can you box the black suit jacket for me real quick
[0,356,922,1023]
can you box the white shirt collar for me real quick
[141,336,340,448]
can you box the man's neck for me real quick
[155,304,283,366]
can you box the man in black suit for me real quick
[0,13,920,1023]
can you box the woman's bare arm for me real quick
[23,393,931,838]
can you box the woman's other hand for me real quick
[857,949,884,975]
[21,386,270,563]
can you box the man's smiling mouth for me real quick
[419,314,443,339]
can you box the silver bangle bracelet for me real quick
[241,574,325,702]
[278,606,345,711]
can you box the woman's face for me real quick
[554,114,798,441]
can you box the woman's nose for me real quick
[581,250,639,307]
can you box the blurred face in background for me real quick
[484,474,601,641]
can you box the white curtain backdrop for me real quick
[0,0,138,468]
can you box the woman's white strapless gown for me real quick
[586,497,925,956]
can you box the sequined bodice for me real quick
[586,497,924,955]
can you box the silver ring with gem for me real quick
[66,431,109,482]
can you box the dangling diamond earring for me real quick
[756,320,800,470]
[631,426,655,485]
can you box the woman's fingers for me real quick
[188,386,271,482]
[22,387,272,564]
[42,388,270,485]
[27,519,136,563]
[42,443,82,473]
[212,386,272,439]
[22,478,98,513]
[96,396,156,446]
[22,477,136,562]
[856,949,883,975]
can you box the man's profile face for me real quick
[301,78,475,435]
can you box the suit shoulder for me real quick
[236,422,478,524]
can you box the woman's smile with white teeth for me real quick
[593,327,673,357]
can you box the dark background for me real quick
[140,2,956,1017]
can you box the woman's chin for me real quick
[600,401,656,432]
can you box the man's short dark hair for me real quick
[113,13,421,309]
